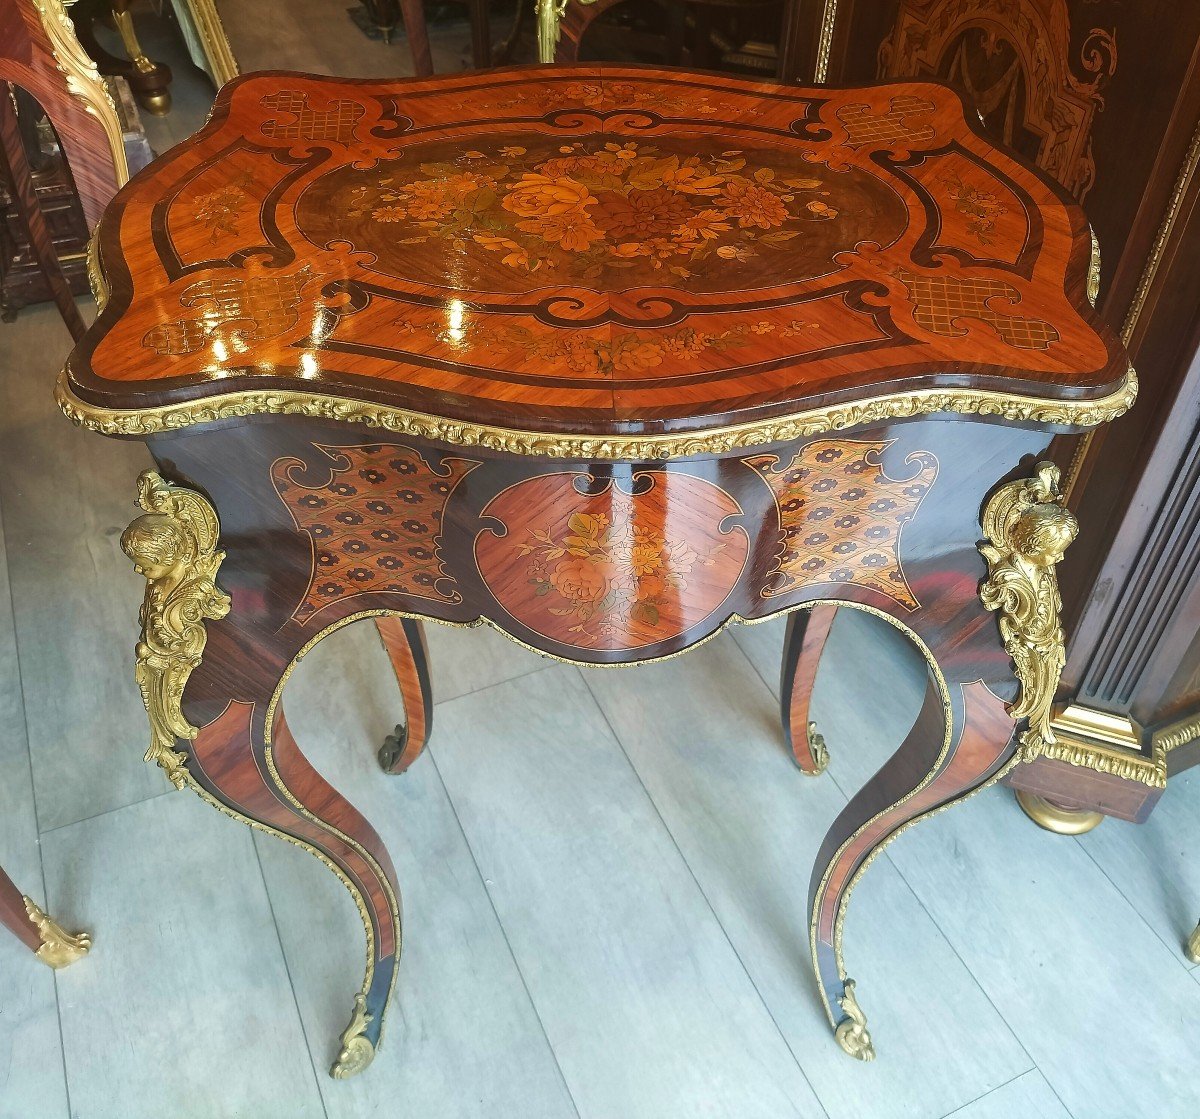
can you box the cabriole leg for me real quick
[809,676,1017,1060]
[375,616,434,774]
[780,605,837,775]
[121,470,402,1078]
[186,699,403,1078]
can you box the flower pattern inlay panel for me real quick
[295,135,908,293]
[746,440,938,608]
[272,443,479,622]
[475,472,749,650]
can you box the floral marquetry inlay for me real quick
[75,66,1128,444]
[296,135,907,292]
[475,472,749,650]
[272,444,479,622]
[747,440,938,608]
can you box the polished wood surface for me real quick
[64,65,1130,1075]
[0,0,122,231]
[69,65,1122,433]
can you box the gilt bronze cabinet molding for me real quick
[62,65,1129,1076]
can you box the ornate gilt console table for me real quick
[60,66,1132,1077]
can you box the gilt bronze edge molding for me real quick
[1025,702,1168,789]
[815,0,839,83]
[55,365,1138,460]
[86,230,109,311]
[1152,711,1200,756]
[185,0,241,88]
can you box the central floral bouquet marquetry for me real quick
[298,136,905,294]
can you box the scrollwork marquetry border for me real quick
[56,364,1138,461]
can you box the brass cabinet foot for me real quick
[22,897,92,968]
[803,721,830,776]
[378,723,409,773]
[833,978,875,1061]
[1186,920,1200,965]
[330,993,375,1078]
[1014,789,1104,835]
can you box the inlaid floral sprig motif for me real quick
[191,171,255,242]
[516,510,725,645]
[343,138,838,283]
[941,173,1008,244]
[394,315,819,378]
[495,80,720,116]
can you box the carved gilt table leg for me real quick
[121,469,403,1078]
[374,615,433,774]
[780,605,837,775]
[1186,919,1200,964]
[809,462,1078,1059]
[0,866,91,967]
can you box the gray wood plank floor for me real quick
[2,6,1199,1116]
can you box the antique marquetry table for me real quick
[61,65,1133,1077]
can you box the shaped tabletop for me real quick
[64,65,1132,451]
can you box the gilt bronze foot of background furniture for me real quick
[1186,921,1200,964]
[1014,789,1105,835]
[70,0,173,115]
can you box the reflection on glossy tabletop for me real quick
[62,64,1131,1079]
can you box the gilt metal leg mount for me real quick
[121,471,399,1079]
[814,463,1078,1061]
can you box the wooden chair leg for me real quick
[0,863,91,967]
[492,0,527,65]
[780,605,837,774]
[0,85,86,341]
[398,0,435,76]
[466,0,492,67]
[374,615,434,774]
